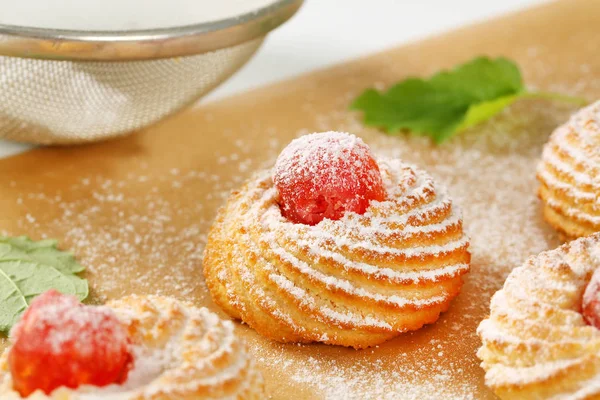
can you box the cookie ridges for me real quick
[0,295,264,399]
[204,158,470,349]
[537,100,600,239]
[478,233,600,400]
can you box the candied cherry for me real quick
[8,290,132,397]
[583,268,600,329]
[273,131,386,225]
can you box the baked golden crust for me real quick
[204,158,470,349]
[537,101,600,240]
[477,232,600,400]
[0,295,264,399]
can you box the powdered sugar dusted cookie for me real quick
[204,132,471,349]
[0,293,264,399]
[537,100,600,240]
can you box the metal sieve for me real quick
[0,0,303,145]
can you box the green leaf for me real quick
[456,93,525,133]
[350,56,588,143]
[0,236,88,332]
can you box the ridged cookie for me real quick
[204,158,471,349]
[0,295,264,399]
[537,100,600,240]
[478,233,600,400]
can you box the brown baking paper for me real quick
[1,0,599,398]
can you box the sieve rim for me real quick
[0,0,302,61]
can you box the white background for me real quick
[0,0,547,159]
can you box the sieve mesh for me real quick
[0,38,263,145]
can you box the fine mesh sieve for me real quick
[0,0,302,145]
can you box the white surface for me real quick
[0,0,277,30]
[207,0,549,100]
[0,0,547,158]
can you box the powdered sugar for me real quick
[10,291,128,357]
[1,296,262,399]
[273,131,373,189]
[207,151,470,345]
[231,98,579,399]
[0,20,597,397]
[536,99,600,236]
[477,233,600,397]
[273,131,385,225]
[0,98,579,399]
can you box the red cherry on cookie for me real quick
[8,290,132,397]
[583,268,600,329]
[273,131,386,225]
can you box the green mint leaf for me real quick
[350,56,587,143]
[0,236,88,332]
[456,93,525,133]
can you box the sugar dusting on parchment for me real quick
[2,136,282,305]
[1,49,596,399]
[1,100,578,400]
[238,100,575,400]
